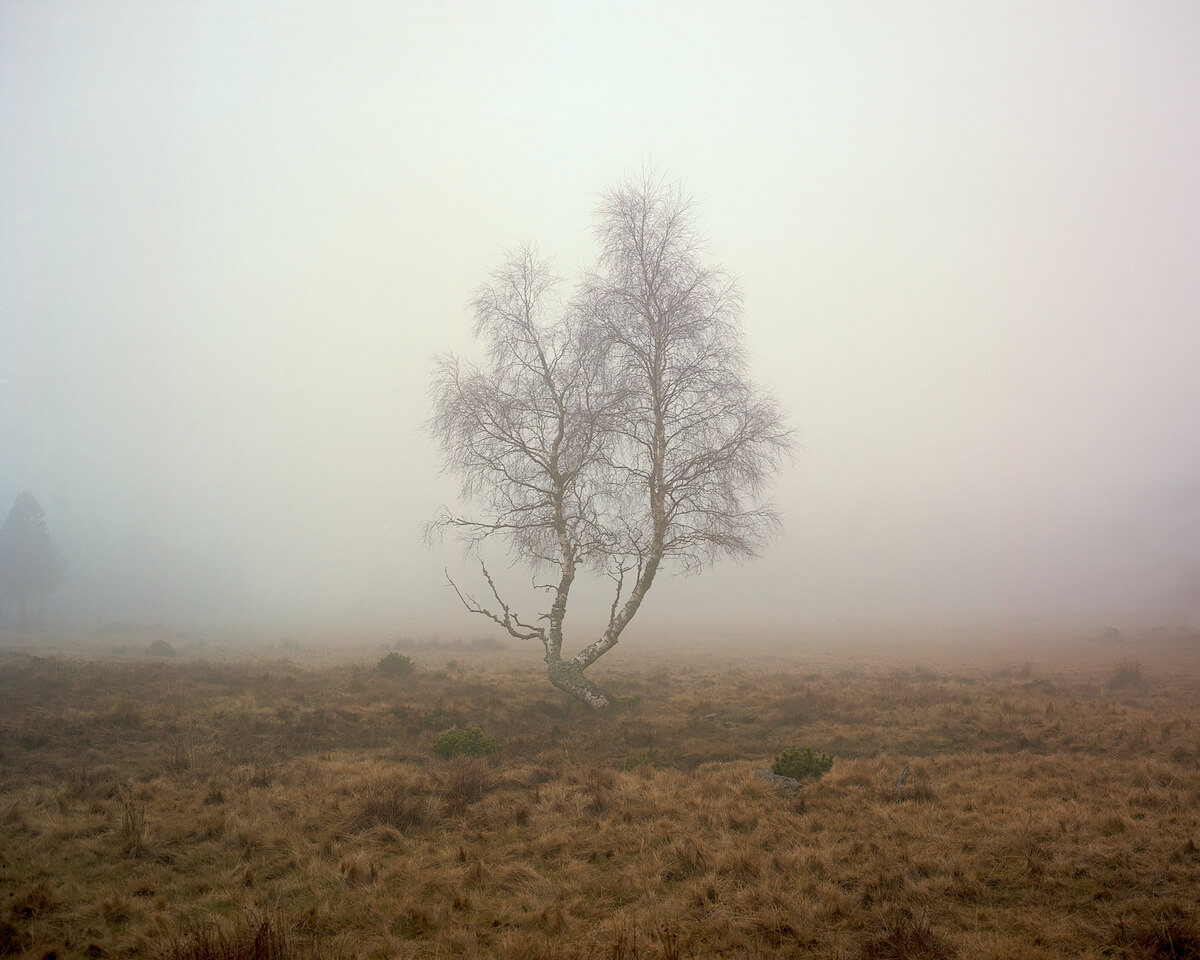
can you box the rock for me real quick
[755,769,799,794]
[145,638,177,657]
[703,713,719,720]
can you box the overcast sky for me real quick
[2,0,1198,640]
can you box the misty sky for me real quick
[2,1,1198,638]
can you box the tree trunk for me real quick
[546,657,612,709]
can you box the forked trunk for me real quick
[546,656,612,709]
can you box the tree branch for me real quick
[445,564,545,642]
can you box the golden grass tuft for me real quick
[347,773,441,834]
[116,782,151,858]
[856,908,958,959]
[1109,656,1144,689]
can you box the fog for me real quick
[2,1,1198,641]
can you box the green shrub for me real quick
[376,652,415,677]
[421,707,452,730]
[431,726,500,759]
[771,746,833,782]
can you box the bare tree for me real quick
[428,242,619,705]
[429,175,793,707]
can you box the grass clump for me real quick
[622,747,662,771]
[376,652,415,678]
[431,726,500,759]
[1109,657,1143,689]
[352,778,439,833]
[117,783,151,858]
[856,909,957,959]
[1107,902,1200,960]
[162,910,337,959]
[0,920,27,957]
[771,746,833,782]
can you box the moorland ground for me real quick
[0,629,1198,959]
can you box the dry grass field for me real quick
[1,629,1198,959]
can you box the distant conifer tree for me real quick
[0,492,67,627]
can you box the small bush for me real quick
[376,652,415,678]
[431,726,500,759]
[771,746,833,782]
[421,707,452,730]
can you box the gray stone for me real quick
[755,769,799,794]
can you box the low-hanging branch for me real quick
[445,563,544,643]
